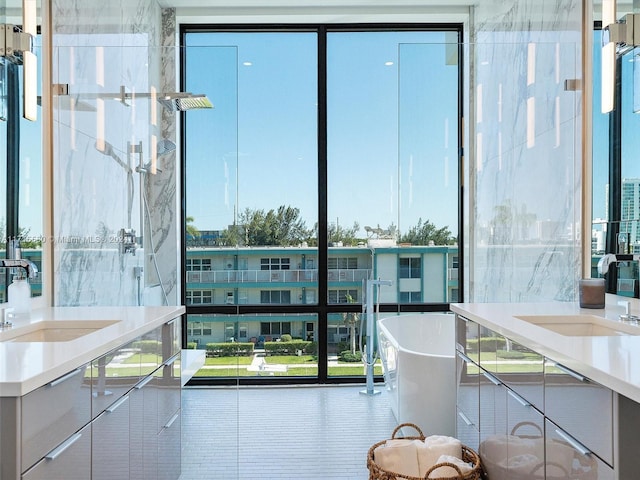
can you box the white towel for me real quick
[374,440,421,478]
[417,435,462,476]
[427,454,472,479]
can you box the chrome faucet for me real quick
[0,259,38,279]
[618,300,640,323]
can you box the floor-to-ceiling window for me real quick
[593,19,640,296]
[181,25,462,384]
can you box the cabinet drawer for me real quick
[162,317,181,362]
[456,407,479,451]
[158,407,181,480]
[480,388,545,480]
[138,324,162,376]
[92,394,131,480]
[157,353,181,432]
[478,327,499,371]
[21,364,91,471]
[455,315,479,363]
[545,419,614,480]
[544,361,613,466]
[479,371,507,441]
[91,338,141,417]
[22,423,91,480]
[494,340,544,411]
[456,351,479,429]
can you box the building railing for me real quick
[186,268,372,284]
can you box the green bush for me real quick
[132,340,160,354]
[205,342,254,357]
[186,342,198,349]
[264,340,312,355]
[339,350,362,362]
[280,334,292,342]
[305,341,318,355]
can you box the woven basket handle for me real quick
[391,423,425,439]
[423,462,464,480]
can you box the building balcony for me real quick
[186,268,372,285]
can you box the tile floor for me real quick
[179,385,399,480]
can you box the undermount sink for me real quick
[514,314,640,337]
[0,320,120,342]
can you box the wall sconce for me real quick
[0,0,38,121]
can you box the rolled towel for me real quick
[417,435,462,475]
[427,454,472,479]
[374,440,420,478]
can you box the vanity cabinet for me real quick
[0,315,182,480]
[456,314,616,479]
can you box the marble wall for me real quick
[51,0,179,306]
[466,0,584,302]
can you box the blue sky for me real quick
[184,30,459,239]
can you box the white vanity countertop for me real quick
[451,295,640,404]
[0,305,185,397]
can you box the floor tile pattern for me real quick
[180,385,398,480]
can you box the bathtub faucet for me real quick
[361,278,393,397]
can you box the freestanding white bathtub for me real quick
[377,313,456,436]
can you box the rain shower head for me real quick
[51,84,213,112]
[157,94,213,111]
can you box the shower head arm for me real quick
[52,84,211,110]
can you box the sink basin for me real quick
[0,320,120,342]
[514,314,640,337]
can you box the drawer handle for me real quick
[457,410,474,427]
[164,412,180,429]
[164,353,179,367]
[507,389,531,407]
[106,395,129,413]
[482,371,501,386]
[47,368,83,387]
[554,428,591,456]
[135,375,154,390]
[554,363,588,383]
[457,351,473,364]
[45,433,82,460]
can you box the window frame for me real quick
[180,23,464,386]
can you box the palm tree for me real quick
[186,216,200,242]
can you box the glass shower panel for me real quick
[52,42,178,306]
[398,42,459,303]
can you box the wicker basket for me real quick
[367,423,483,480]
